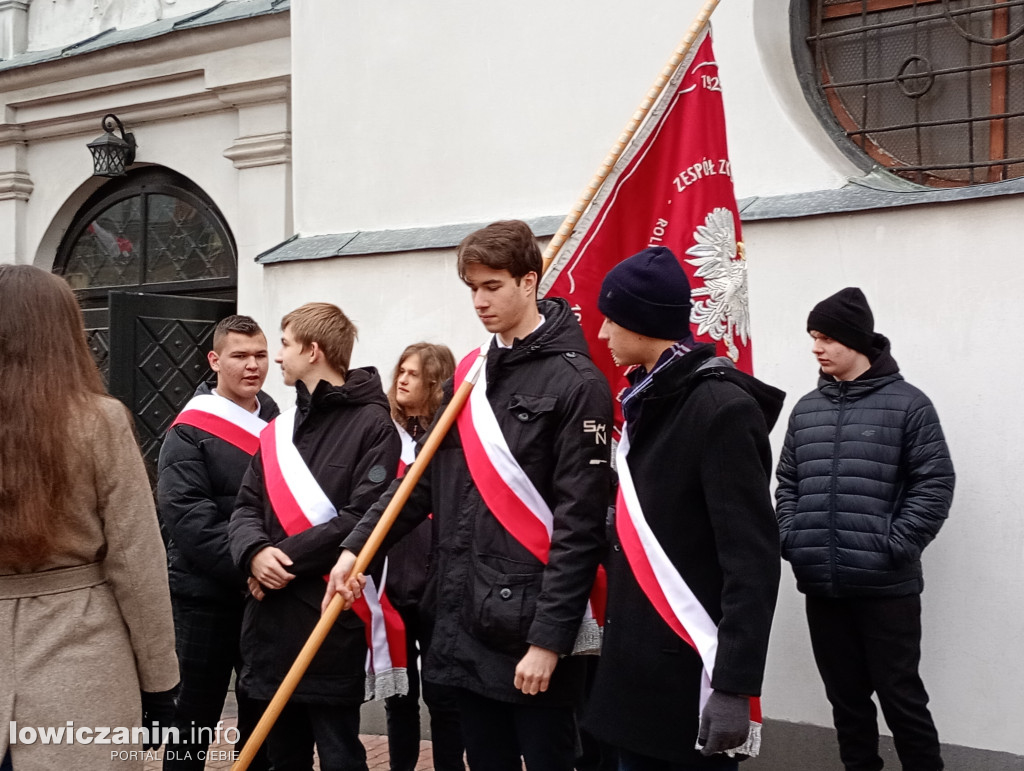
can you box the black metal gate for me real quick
[108,292,235,473]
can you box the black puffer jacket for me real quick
[343,298,613,706]
[157,382,279,602]
[775,343,954,597]
[228,369,401,704]
[584,346,783,764]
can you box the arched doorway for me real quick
[55,167,238,470]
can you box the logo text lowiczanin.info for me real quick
[8,720,240,747]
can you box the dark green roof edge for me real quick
[0,0,289,73]
[257,172,1024,265]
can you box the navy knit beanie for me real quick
[598,246,691,340]
[807,287,875,355]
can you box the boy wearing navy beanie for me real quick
[585,246,783,770]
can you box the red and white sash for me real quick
[454,345,605,654]
[260,407,408,701]
[396,422,416,475]
[615,431,761,756]
[170,392,266,455]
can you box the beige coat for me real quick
[0,396,178,771]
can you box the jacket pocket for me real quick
[507,394,558,423]
[464,557,542,656]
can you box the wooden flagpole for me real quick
[541,0,722,275]
[230,352,487,771]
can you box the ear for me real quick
[208,349,221,372]
[308,341,322,364]
[521,271,539,296]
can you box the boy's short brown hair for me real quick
[456,220,542,283]
[281,302,358,375]
[212,314,265,352]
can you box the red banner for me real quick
[541,28,750,423]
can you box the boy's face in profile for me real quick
[275,325,311,388]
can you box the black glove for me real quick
[140,688,178,750]
[697,690,750,756]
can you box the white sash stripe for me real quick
[395,422,417,466]
[273,408,337,526]
[178,392,267,437]
[617,431,719,709]
[361,576,394,672]
[469,342,554,535]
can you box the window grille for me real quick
[805,0,1024,186]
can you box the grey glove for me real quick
[697,690,750,756]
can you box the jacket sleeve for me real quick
[341,392,449,559]
[888,396,955,565]
[278,419,402,576]
[94,399,179,693]
[156,426,245,590]
[228,452,274,574]
[527,372,612,655]
[702,394,780,697]
[774,412,799,559]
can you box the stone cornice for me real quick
[0,75,290,145]
[0,170,33,201]
[223,131,291,169]
[0,0,30,11]
[211,77,290,108]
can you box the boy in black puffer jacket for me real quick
[157,315,279,771]
[776,287,955,771]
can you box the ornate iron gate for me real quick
[108,292,234,474]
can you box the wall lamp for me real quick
[87,114,137,177]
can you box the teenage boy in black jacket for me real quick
[583,247,782,771]
[229,303,400,771]
[157,314,278,771]
[776,287,954,771]
[325,220,613,771]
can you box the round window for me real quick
[800,0,1024,187]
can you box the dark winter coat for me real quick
[156,382,280,603]
[228,369,401,704]
[381,422,434,609]
[343,298,613,706]
[775,344,954,597]
[584,345,783,764]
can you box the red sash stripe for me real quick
[260,418,313,537]
[615,486,698,651]
[171,410,261,455]
[454,349,552,563]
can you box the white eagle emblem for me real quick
[684,207,750,362]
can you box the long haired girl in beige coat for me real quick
[0,265,178,771]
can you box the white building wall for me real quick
[747,198,1024,755]
[278,0,1022,758]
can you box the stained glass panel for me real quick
[62,197,142,290]
[144,194,233,284]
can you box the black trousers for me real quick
[163,595,269,771]
[455,688,576,771]
[384,604,464,771]
[264,701,366,771]
[806,595,943,771]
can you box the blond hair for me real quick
[281,302,358,375]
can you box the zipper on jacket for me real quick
[828,382,848,594]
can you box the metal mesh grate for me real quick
[808,0,1024,186]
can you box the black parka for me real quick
[228,369,401,704]
[775,343,954,597]
[156,382,280,603]
[583,345,783,765]
[343,298,613,706]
